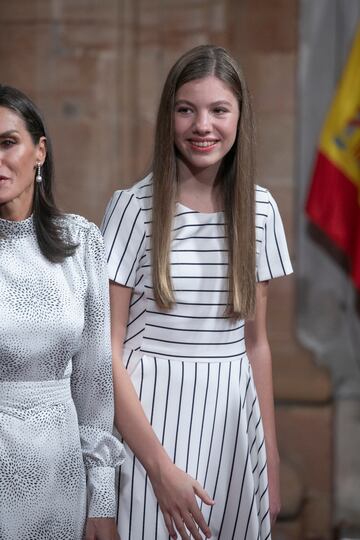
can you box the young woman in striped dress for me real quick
[101,45,293,540]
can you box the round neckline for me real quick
[176,201,224,216]
[0,214,34,236]
[0,214,33,224]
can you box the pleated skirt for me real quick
[116,353,271,540]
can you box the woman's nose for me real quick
[193,111,211,134]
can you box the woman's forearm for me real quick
[247,342,279,460]
[245,282,281,523]
[109,282,170,476]
[113,356,170,477]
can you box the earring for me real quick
[35,163,42,183]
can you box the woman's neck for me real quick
[176,159,223,213]
[0,198,33,221]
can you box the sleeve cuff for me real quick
[87,466,117,518]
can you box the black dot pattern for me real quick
[0,215,125,539]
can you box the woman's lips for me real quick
[188,140,219,152]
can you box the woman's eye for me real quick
[213,107,228,114]
[1,139,16,148]
[176,106,193,114]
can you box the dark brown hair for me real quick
[0,85,77,262]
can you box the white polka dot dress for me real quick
[102,175,293,540]
[0,215,125,540]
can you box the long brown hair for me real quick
[152,45,256,319]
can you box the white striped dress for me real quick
[101,174,293,540]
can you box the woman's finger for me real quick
[193,481,214,506]
[271,509,279,526]
[173,512,191,540]
[83,528,95,540]
[188,501,212,538]
[163,511,177,539]
[181,511,205,540]
[188,484,213,538]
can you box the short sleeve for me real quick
[256,190,293,281]
[101,190,146,287]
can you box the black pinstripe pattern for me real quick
[101,175,292,539]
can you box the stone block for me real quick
[276,404,333,539]
[279,460,305,519]
[0,24,37,91]
[273,346,332,403]
[242,53,296,114]
[227,0,297,54]
[256,112,295,189]
[0,0,52,21]
[273,519,304,540]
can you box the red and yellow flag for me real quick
[306,24,360,288]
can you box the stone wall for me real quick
[0,0,301,521]
[1,0,298,366]
[0,0,296,222]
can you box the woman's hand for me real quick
[267,451,281,526]
[149,457,214,540]
[84,518,121,540]
[109,282,213,538]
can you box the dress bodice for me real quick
[101,175,293,362]
[1,215,96,380]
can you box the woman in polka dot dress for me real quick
[0,85,124,540]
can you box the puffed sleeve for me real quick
[256,189,293,281]
[71,222,125,518]
[101,190,146,286]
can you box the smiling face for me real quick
[0,106,46,219]
[173,75,240,176]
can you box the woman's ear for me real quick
[36,136,47,165]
